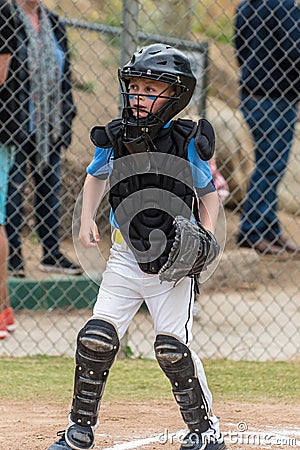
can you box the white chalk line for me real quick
[100,429,186,450]
[98,426,300,450]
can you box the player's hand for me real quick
[79,219,100,248]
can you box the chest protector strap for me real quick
[90,118,123,149]
[173,118,215,161]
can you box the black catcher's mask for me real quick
[118,43,196,141]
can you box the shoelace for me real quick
[56,430,66,440]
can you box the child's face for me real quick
[128,78,175,118]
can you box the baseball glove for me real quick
[158,216,220,284]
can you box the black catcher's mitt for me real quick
[158,216,220,284]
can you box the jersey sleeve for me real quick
[86,146,113,179]
[187,138,216,192]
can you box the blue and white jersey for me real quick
[86,125,215,229]
[87,140,213,187]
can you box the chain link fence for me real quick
[1,0,299,361]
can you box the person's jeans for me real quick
[238,94,298,244]
[6,139,62,258]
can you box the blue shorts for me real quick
[0,145,15,225]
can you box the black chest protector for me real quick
[90,118,211,274]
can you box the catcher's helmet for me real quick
[118,43,196,139]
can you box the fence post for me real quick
[118,0,140,358]
[120,0,140,66]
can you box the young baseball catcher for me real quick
[48,43,226,450]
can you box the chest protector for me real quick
[91,119,206,274]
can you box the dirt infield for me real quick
[1,399,299,450]
[2,212,300,448]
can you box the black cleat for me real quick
[180,432,226,450]
[48,431,73,450]
[48,424,95,450]
[39,252,83,275]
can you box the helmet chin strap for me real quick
[122,112,164,140]
[121,94,161,156]
[123,131,156,155]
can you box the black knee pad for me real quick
[154,334,209,433]
[71,319,120,426]
[76,318,120,366]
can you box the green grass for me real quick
[0,356,299,404]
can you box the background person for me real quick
[0,0,82,276]
[234,0,300,255]
[0,150,16,339]
[0,0,16,338]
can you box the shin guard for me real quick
[70,319,119,427]
[154,334,209,433]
